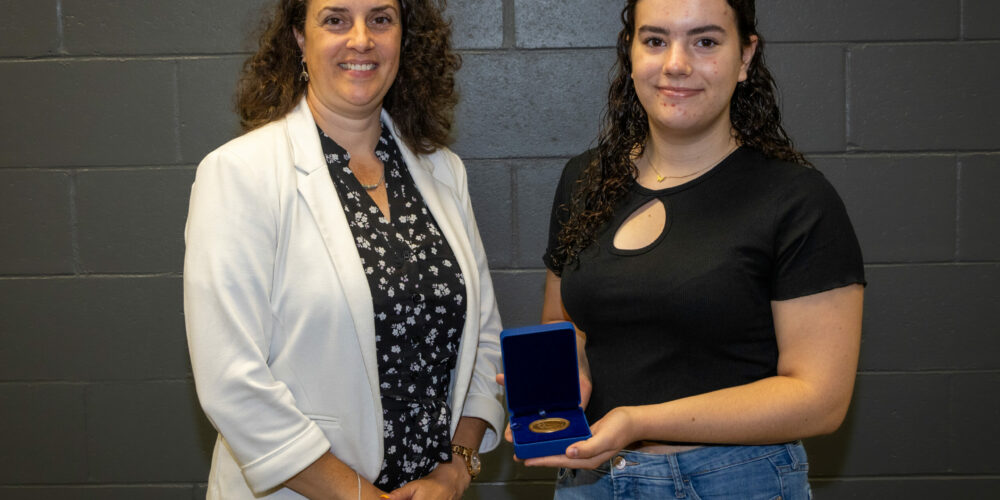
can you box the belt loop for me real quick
[667,453,685,499]
[785,442,800,471]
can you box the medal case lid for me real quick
[500,322,582,414]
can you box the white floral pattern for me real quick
[319,125,465,490]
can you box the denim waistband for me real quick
[597,442,808,478]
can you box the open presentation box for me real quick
[500,322,592,459]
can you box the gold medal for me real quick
[528,417,570,434]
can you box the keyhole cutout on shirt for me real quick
[612,198,667,251]
[349,155,391,220]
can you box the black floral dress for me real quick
[319,125,466,490]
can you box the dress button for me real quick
[613,456,627,470]
[411,293,424,303]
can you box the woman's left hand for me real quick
[386,460,470,500]
[523,406,637,470]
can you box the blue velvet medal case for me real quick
[500,322,592,459]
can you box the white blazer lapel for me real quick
[286,99,381,405]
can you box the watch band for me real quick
[450,444,482,479]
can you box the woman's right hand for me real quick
[523,406,637,470]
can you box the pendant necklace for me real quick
[647,143,738,183]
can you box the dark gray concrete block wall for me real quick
[1,1,997,498]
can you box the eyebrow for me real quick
[637,24,727,37]
[319,4,398,15]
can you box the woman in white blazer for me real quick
[184,1,504,498]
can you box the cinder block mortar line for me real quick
[831,40,1000,48]
[955,157,964,259]
[172,61,183,163]
[959,0,966,40]
[459,150,1000,163]
[459,155,572,162]
[946,372,957,475]
[489,262,1000,272]
[74,165,197,172]
[458,39,1000,50]
[0,381,90,387]
[71,272,185,279]
[81,379,94,482]
[0,273,182,281]
[808,152,983,160]
[485,152,1000,164]
[956,152,1000,157]
[0,53,253,63]
[479,261,1000,271]
[844,45,853,150]
[0,165,198,171]
[0,377,196,385]
[455,46,614,56]
[510,163,521,266]
[948,371,959,466]
[55,0,66,55]
[810,149,1000,156]
[69,169,81,274]
[13,151,997,170]
[501,0,515,48]
[2,41,996,64]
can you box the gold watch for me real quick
[450,444,481,479]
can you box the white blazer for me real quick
[184,98,505,499]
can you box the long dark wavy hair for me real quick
[236,0,461,154]
[550,0,808,272]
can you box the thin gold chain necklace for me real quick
[645,143,738,183]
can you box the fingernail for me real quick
[568,448,579,458]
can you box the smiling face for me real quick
[629,0,756,141]
[294,0,403,120]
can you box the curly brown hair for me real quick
[550,0,808,273]
[235,0,461,154]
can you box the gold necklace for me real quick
[646,144,738,183]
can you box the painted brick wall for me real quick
[1,1,997,498]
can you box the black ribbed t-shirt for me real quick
[544,147,865,424]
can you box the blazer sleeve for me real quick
[184,145,330,493]
[441,151,507,452]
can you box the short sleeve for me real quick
[542,151,593,275]
[771,169,866,300]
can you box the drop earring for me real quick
[299,59,309,82]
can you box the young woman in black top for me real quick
[521,0,865,498]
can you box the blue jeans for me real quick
[553,442,811,500]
